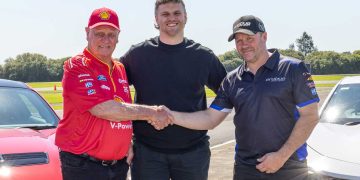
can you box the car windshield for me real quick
[0,87,59,129]
[320,83,360,125]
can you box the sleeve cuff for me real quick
[210,104,232,113]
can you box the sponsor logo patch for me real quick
[303,72,311,78]
[306,82,316,88]
[85,82,93,88]
[87,89,96,95]
[78,74,90,78]
[123,87,129,93]
[99,11,110,20]
[235,22,251,28]
[97,75,107,81]
[80,78,94,82]
[311,88,317,96]
[303,72,315,82]
[265,77,286,82]
[118,78,127,84]
[110,122,133,130]
[101,85,110,91]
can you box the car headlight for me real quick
[307,146,350,180]
[307,145,329,173]
[308,156,330,172]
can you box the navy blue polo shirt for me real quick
[210,49,319,165]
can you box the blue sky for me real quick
[1,0,359,64]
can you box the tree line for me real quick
[1,32,359,82]
[219,32,360,74]
[219,48,360,74]
[0,53,68,82]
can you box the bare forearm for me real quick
[89,100,157,122]
[278,107,319,159]
[172,108,228,130]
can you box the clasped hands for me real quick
[147,105,174,130]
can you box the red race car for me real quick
[0,79,62,180]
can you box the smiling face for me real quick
[155,2,187,42]
[86,25,119,63]
[235,32,268,64]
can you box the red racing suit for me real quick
[56,48,132,160]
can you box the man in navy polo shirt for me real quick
[170,15,320,179]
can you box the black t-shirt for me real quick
[211,49,319,165]
[121,37,227,153]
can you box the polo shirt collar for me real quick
[83,48,115,69]
[238,48,280,76]
[263,49,280,71]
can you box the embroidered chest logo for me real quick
[85,82,93,88]
[110,122,133,130]
[80,78,94,82]
[311,88,317,96]
[78,74,90,78]
[265,77,286,82]
[118,78,127,84]
[101,85,110,91]
[123,87,129,93]
[97,75,107,81]
[87,89,96,95]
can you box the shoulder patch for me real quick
[67,55,90,69]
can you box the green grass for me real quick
[38,91,63,104]
[312,74,359,81]
[315,83,336,87]
[27,82,62,88]
[50,104,63,110]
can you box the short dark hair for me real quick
[154,0,186,15]
[154,0,187,29]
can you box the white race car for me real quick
[307,76,360,179]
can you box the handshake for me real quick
[147,106,174,130]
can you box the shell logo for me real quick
[99,11,110,20]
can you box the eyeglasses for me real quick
[93,32,118,41]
